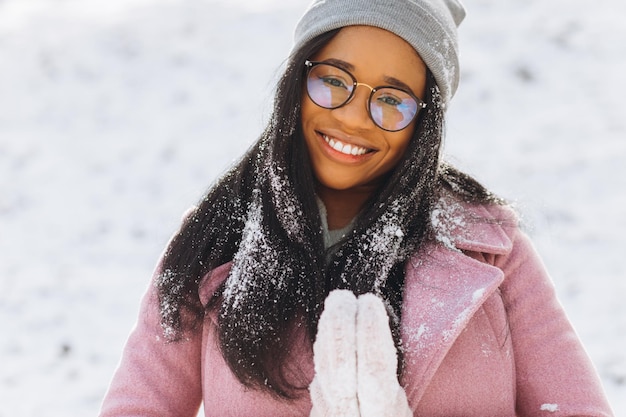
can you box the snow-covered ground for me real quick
[0,0,624,415]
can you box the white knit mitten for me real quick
[309,290,412,417]
[309,290,359,417]
[356,293,412,417]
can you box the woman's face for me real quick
[301,25,427,193]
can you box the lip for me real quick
[315,130,377,163]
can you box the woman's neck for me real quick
[316,185,375,230]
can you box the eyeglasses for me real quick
[304,60,426,132]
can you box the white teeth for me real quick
[323,134,368,156]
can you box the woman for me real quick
[99,0,614,416]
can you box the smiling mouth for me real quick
[321,133,373,156]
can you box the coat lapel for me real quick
[198,262,232,324]
[400,201,515,405]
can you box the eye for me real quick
[319,75,349,90]
[376,93,403,107]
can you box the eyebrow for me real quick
[321,58,417,95]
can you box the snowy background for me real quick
[0,0,624,415]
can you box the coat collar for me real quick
[431,195,516,255]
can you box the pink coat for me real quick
[99,202,614,416]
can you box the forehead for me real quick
[311,25,426,89]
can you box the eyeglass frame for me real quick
[303,60,427,132]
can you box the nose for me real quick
[332,83,375,130]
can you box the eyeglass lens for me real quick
[306,63,421,131]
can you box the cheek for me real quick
[386,131,414,162]
[300,96,317,127]
[300,98,325,149]
[300,101,323,172]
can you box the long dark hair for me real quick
[156,29,503,399]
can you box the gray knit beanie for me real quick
[293,0,466,106]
